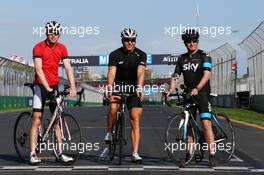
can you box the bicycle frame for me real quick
[115,96,127,142]
[180,107,204,143]
[180,106,229,145]
[165,86,235,164]
[211,114,228,143]
[40,93,70,143]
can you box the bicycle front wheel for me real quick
[109,117,119,161]
[211,113,235,162]
[118,112,125,165]
[50,113,82,166]
[13,112,32,162]
[165,115,196,166]
[108,112,124,165]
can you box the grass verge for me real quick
[215,107,264,128]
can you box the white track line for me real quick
[82,126,166,130]
[1,165,260,172]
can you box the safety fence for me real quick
[0,57,102,110]
[239,20,264,112]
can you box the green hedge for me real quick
[0,96,29,110]
[0,96,101,111]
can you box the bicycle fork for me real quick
[179,111,190,141]
[120,103,127,145]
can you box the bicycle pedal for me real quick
[194,154,203,162]
[123,140,127,145]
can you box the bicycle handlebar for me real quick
[164,84,194,107]
[24,83,82,98]
[104,91,137,103]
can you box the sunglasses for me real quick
[123,38,136,43]
[47,29,60,36]
[185,39,198,44]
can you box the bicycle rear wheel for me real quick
[13,112,32,162]
[211,113,235,161]
[50,113,82,165]
[165,115,196,166]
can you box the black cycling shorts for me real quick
[126,95,143,110]
[33,84,58,113]
[112,84,143,110]
[191,90,212,120]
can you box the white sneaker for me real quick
[132,153,142,163]
[104,132,113,143]
[58,154,74,163]
[29,155,41,164]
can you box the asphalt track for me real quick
[0,105,264,175]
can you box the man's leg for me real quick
[200,116,216,167]
[200,117,215,154]
[127,96,143,162]
[187,107,198,156]
[129,107,142,154]
[105,96,120,142]
[29,111,43,155]
[198,98,215,156]
[29,85,44,164]
[196,91,216,166]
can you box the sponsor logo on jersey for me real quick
[183,62,199,71]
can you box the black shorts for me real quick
[32,84,58,113]
[112,83,143,110]
[126,95,143,110]
[191,90,212,120]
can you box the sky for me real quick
[0,0,263,76]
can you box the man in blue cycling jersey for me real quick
[167,29,216,167]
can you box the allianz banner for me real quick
[59,54,178,66]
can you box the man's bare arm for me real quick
[34,58,52,91]
[63,58,76,96]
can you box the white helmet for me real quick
[45,21,62,35]
[121,28,137,38]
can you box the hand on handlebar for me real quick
[137,91,144,101]
[69,87,77,97]
[166,90,172,98]
[190,88,199,96]
[104,89,112,100]
[46,86,53,93]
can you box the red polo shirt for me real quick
[33,40,68,86]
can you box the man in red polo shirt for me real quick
[29,21,76,164]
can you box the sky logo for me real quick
[99,54,109,65]
[147,54,152,65]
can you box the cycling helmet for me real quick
[121,28,137,38]
[181,29,199,41]
[45,21,62,35]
